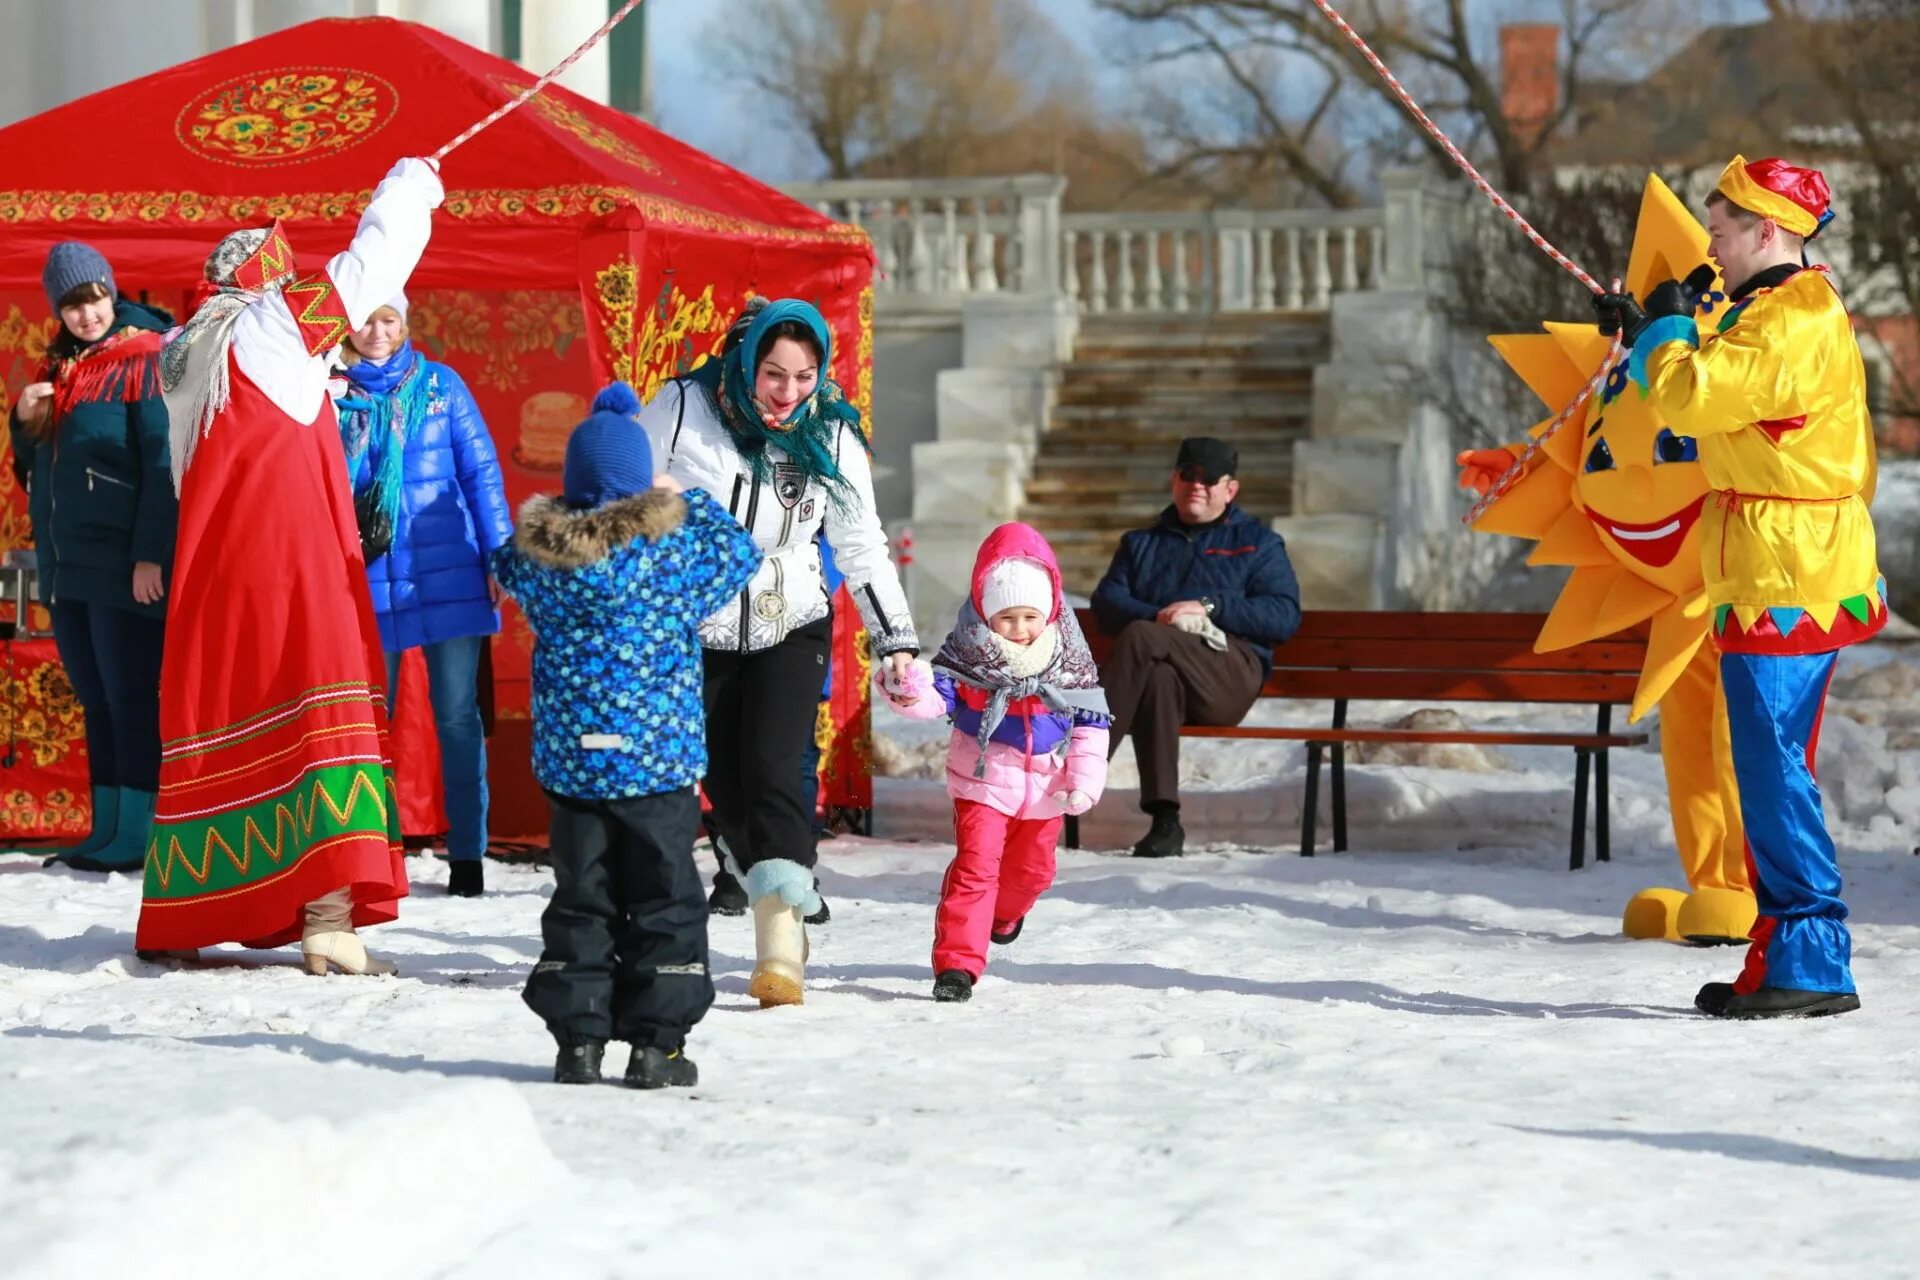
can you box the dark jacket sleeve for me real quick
[442,368,514,558]
[129,395,178,567]
[1210,529,1301,647]
[1091,532,1159,634]
[9,409,34,495]
[679,487,763,619]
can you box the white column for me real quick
[399,0,496,50]
[519,0,611,104]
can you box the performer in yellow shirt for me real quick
[1598,156,1882,1020]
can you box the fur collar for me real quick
[514,489,686,568]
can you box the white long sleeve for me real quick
[823,423,917,656]
[232,158,444,425]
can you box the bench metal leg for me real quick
[1569,748,1590,871]
[1596,748,1610,863]
[1331,743,1348,853]
[1300,742,1322,857]
[1065,814,1080,851]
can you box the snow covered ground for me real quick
[4,643,1920,1278]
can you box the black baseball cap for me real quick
[1175,436,1237,483]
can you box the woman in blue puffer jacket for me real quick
[335,294,513,897]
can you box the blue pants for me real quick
[385,636,489,861]
[1721,650,1851,994]
[49,600,165,791]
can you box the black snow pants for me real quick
[523,785,713,1051]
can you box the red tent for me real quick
[0,16,878,840]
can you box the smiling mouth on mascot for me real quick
[1585,494,1710,568]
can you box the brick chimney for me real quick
[1500,24,1561,145]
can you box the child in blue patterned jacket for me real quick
[492,383,760,1090]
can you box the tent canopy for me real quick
[0,16,868,290]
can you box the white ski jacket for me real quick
[638,377,917,657]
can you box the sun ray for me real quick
[1488,333,1589,412]
[1472,458,1572,539]
[1528,505,1613,567]
[1632,592,1711,722]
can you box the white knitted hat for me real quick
[979,556,1052,620]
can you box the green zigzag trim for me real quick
[1714,604,1732,634]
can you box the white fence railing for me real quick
[782,175,1395,314]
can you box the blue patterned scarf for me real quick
[337,340,431,537]
[687,298,868,510]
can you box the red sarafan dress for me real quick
[136,356,405,951]
[134,158,441,953]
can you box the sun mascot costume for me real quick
[1458,176,1756,945]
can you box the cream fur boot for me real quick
[746,858,818,1007]
[301,888,397,977]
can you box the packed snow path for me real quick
[3,834,1917,1277]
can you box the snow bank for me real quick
[5,1075,564,1276]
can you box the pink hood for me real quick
[969,522,1064,623]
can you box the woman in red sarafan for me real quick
[136,157,444,975]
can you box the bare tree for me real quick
[705,0,1095,181]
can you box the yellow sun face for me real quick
[1475,176,1724,721]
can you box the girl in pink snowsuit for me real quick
[878,522,1109,1002]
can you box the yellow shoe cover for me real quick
[1676,887,1757,946]
[1622,886,1688,941]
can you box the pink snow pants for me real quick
[933,799,1062,979]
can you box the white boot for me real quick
[750,895,808,1007]
[301,889,397,977]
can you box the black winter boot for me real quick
[553,1040,605,1084]
[708,868,747,916]
[1702,984,1861,1020]
[990,917,1024,945]
[1132,809,1185,859]
[933,969,974,1003]
[625,1045,699,1089]
[448,860,485,897]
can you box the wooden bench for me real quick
[1070,609,1651,870]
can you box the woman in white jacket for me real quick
[640,298,915,1006]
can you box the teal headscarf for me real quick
[688,297,868,509]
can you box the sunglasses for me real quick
[1176,467,1229,486]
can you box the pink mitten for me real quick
[1053,789,1094,816]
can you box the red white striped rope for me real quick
[431,0,647,163]
[1304,0,1624,523]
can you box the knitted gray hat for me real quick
[42,241,115,312]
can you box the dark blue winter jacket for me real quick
[339,344,514,652]
[7,300,176,618]
[492,487,762,800]
[1091,504,1301,675]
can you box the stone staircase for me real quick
[1021,313,1330,596]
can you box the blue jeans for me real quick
[49,600,165,791]
[385,636,489,861]
[1721,650,1850,994]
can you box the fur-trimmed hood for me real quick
[513,489,686,569]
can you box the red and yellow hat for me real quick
[1715,155,1834,239]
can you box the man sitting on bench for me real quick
[1091,437,1302,858]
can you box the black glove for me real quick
[1592,290,1646,342]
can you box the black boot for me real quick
[625,1045,699,1089]
[990,917,1024,945]
[933,969,974,1003]
[1694,982,1736,1017]
[708,868,747,916]
[1704,984,1861,1020]
[1132,809,1185,859]
[448,860,485,897]
[553,1040,605,1084]
[806,876,831,926]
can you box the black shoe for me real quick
[990,917,1024,945]
[554,1041,605,1084]
[448,860,485,897]
[806,877,830,926]
[1694,981,1737,1017]
[708,869,747,916]
[1132,810,1185,858]
[625,1045,699,1089]
[933,969,974,1003]
[1704,984,1861,1020]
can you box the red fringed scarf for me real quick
[39,328,167,427]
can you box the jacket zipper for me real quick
[86,467,134,492]
[739,473,763,652]
[46,426,59,604]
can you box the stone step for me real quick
[1058,354,1317,381]
[1055,381,1312,408]
[1049,397,1313,426]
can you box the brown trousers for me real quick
[1101,621,1264,811]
